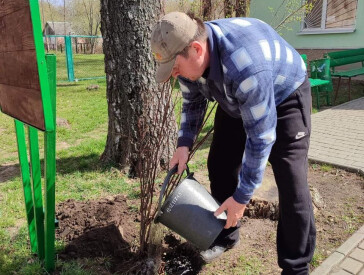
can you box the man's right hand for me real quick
[169,146,189,174]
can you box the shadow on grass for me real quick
[0,246,40,274]
[0,227,42,274]
[0,153,104,183]
[56,153,102,175]
[56,82,80,87]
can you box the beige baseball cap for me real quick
[151,12,198,83]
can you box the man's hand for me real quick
[169,146,189,174]
[214,196,246,229]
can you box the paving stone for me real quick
[340,257,363,274]
[330,269,353,275]
[309,99,364,274]
[358,226,364,234]
[311,252,345,275]
[349,247,364,262]
[308,98,364,173]
[337,232,364,255]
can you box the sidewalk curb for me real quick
[311,225,364,275]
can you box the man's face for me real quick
[171,42,206,82]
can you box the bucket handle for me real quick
[155,164,190,222]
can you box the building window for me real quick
[302,0,358,33]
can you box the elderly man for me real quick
[151,12,316,275]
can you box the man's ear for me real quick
[190,41,204,57]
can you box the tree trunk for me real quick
[202,0,212,21]
[236,0,250,17]
[224,0,234,18]
[100,0,177,177]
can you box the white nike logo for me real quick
[295,132,306,139]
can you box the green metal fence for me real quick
[14,54,57,272]
[45,35,105,82]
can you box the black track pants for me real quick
[207,77,316,275]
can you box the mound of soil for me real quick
[56,195,205,274]
[56,195,139,265]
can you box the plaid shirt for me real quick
[177,18,307,204]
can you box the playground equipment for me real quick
[0,0,56,271]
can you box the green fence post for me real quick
[14,121,38,254]
[65,36,75,82]
[44,54,57,271]
[28,127,45,260]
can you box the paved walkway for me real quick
[308,97,364,175]
[309,97,364,274]
[311,225,364,275]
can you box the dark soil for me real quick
[56,195,139,273]
[0,163,19,183]
[55,165,364,275]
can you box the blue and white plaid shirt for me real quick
[177,18,307,204]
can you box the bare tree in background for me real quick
[268,0,314,33]
[81,0,101,53]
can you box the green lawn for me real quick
[0,78,108,165]
[0,78,140,274]
[48,51,105,82]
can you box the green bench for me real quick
[324,48,364,102]
[301,54,333,109]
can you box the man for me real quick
[151,11,316,274]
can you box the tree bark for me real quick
[100,0,177,177]
[202,0,212,21]
[224,0,234,18]
[236,0,250,17]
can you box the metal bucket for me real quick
[155,166,227,250]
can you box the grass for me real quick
[320,164,333,173]
[342,199,364,234]
[47,51,105,82]
[233,255,262,274]
[0,78,108,165]
[0,54,363,274]
[0,75,214,274]
[0,77,140,274]
[311,250,326,268]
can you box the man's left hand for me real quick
[214,196,246,229]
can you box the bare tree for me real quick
[268,0,315,33]
[81,0,101,53]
